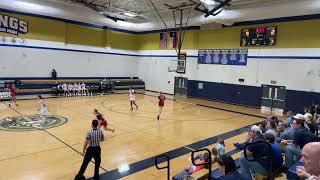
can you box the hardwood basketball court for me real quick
[0,92,265,180]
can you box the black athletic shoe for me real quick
[74,174,86,180]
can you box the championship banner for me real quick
[198,49,248,66]
[177,52,186,73]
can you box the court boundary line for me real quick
[96,121,262,180]
[142,92,266,119]
[94,100,266,179]
[0,142,81,162]
[0,101,108,173]
[1,93,266,179]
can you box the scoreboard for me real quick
[240,26,277,46]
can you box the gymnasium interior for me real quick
[0,0,320,180]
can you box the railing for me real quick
[191,148,212,180]
[155,154,170,180]
[243,140,273,180]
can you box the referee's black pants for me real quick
[78,146,101,180]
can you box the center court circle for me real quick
[0,115,68,131]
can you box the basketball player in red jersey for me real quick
[157,92,166,120]
[8,83,18,107]
[93,109,115,133]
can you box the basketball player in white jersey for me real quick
[129,87,138,110]
[37,95,48,126]
[77,82,82,95]
[81,82,89,95]
[73,82,79,96]
[67,83,73,96]
[62,83,68,96]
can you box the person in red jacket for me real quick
[157,92,166,120]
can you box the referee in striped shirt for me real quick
[75,119,104,180]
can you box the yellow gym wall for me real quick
[108,31,139,50]
[1,10,320,50]
[137,19,320,50]
[65,24,105,47]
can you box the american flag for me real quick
[169,31,177,48]
[159,32,167,48]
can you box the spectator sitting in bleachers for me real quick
[216,139,225,156]
[268,116,279,125]
[265,120,277,137]
[239,125,270,178]
[305,113,317,135]
[216,155,251,180]
[284,111,294,127]
[297,142,320,180]
[284,117,316,168]
[304,106,312,114]
[259,121,267,134]
[234,128,254,150]
[315,105,320,121]
[276,121,295,143]
[314,112,320,124]
[264,133,283,171]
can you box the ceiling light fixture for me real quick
[200,0,217,6]
[123,12,136,17]
[195,0,232,17]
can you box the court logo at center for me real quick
[0,115,68,131]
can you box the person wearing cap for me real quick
[239,125,270,177]
[284,115,316,168]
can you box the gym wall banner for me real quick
[0,14,28,35]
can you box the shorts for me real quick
[39,107,48,115]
